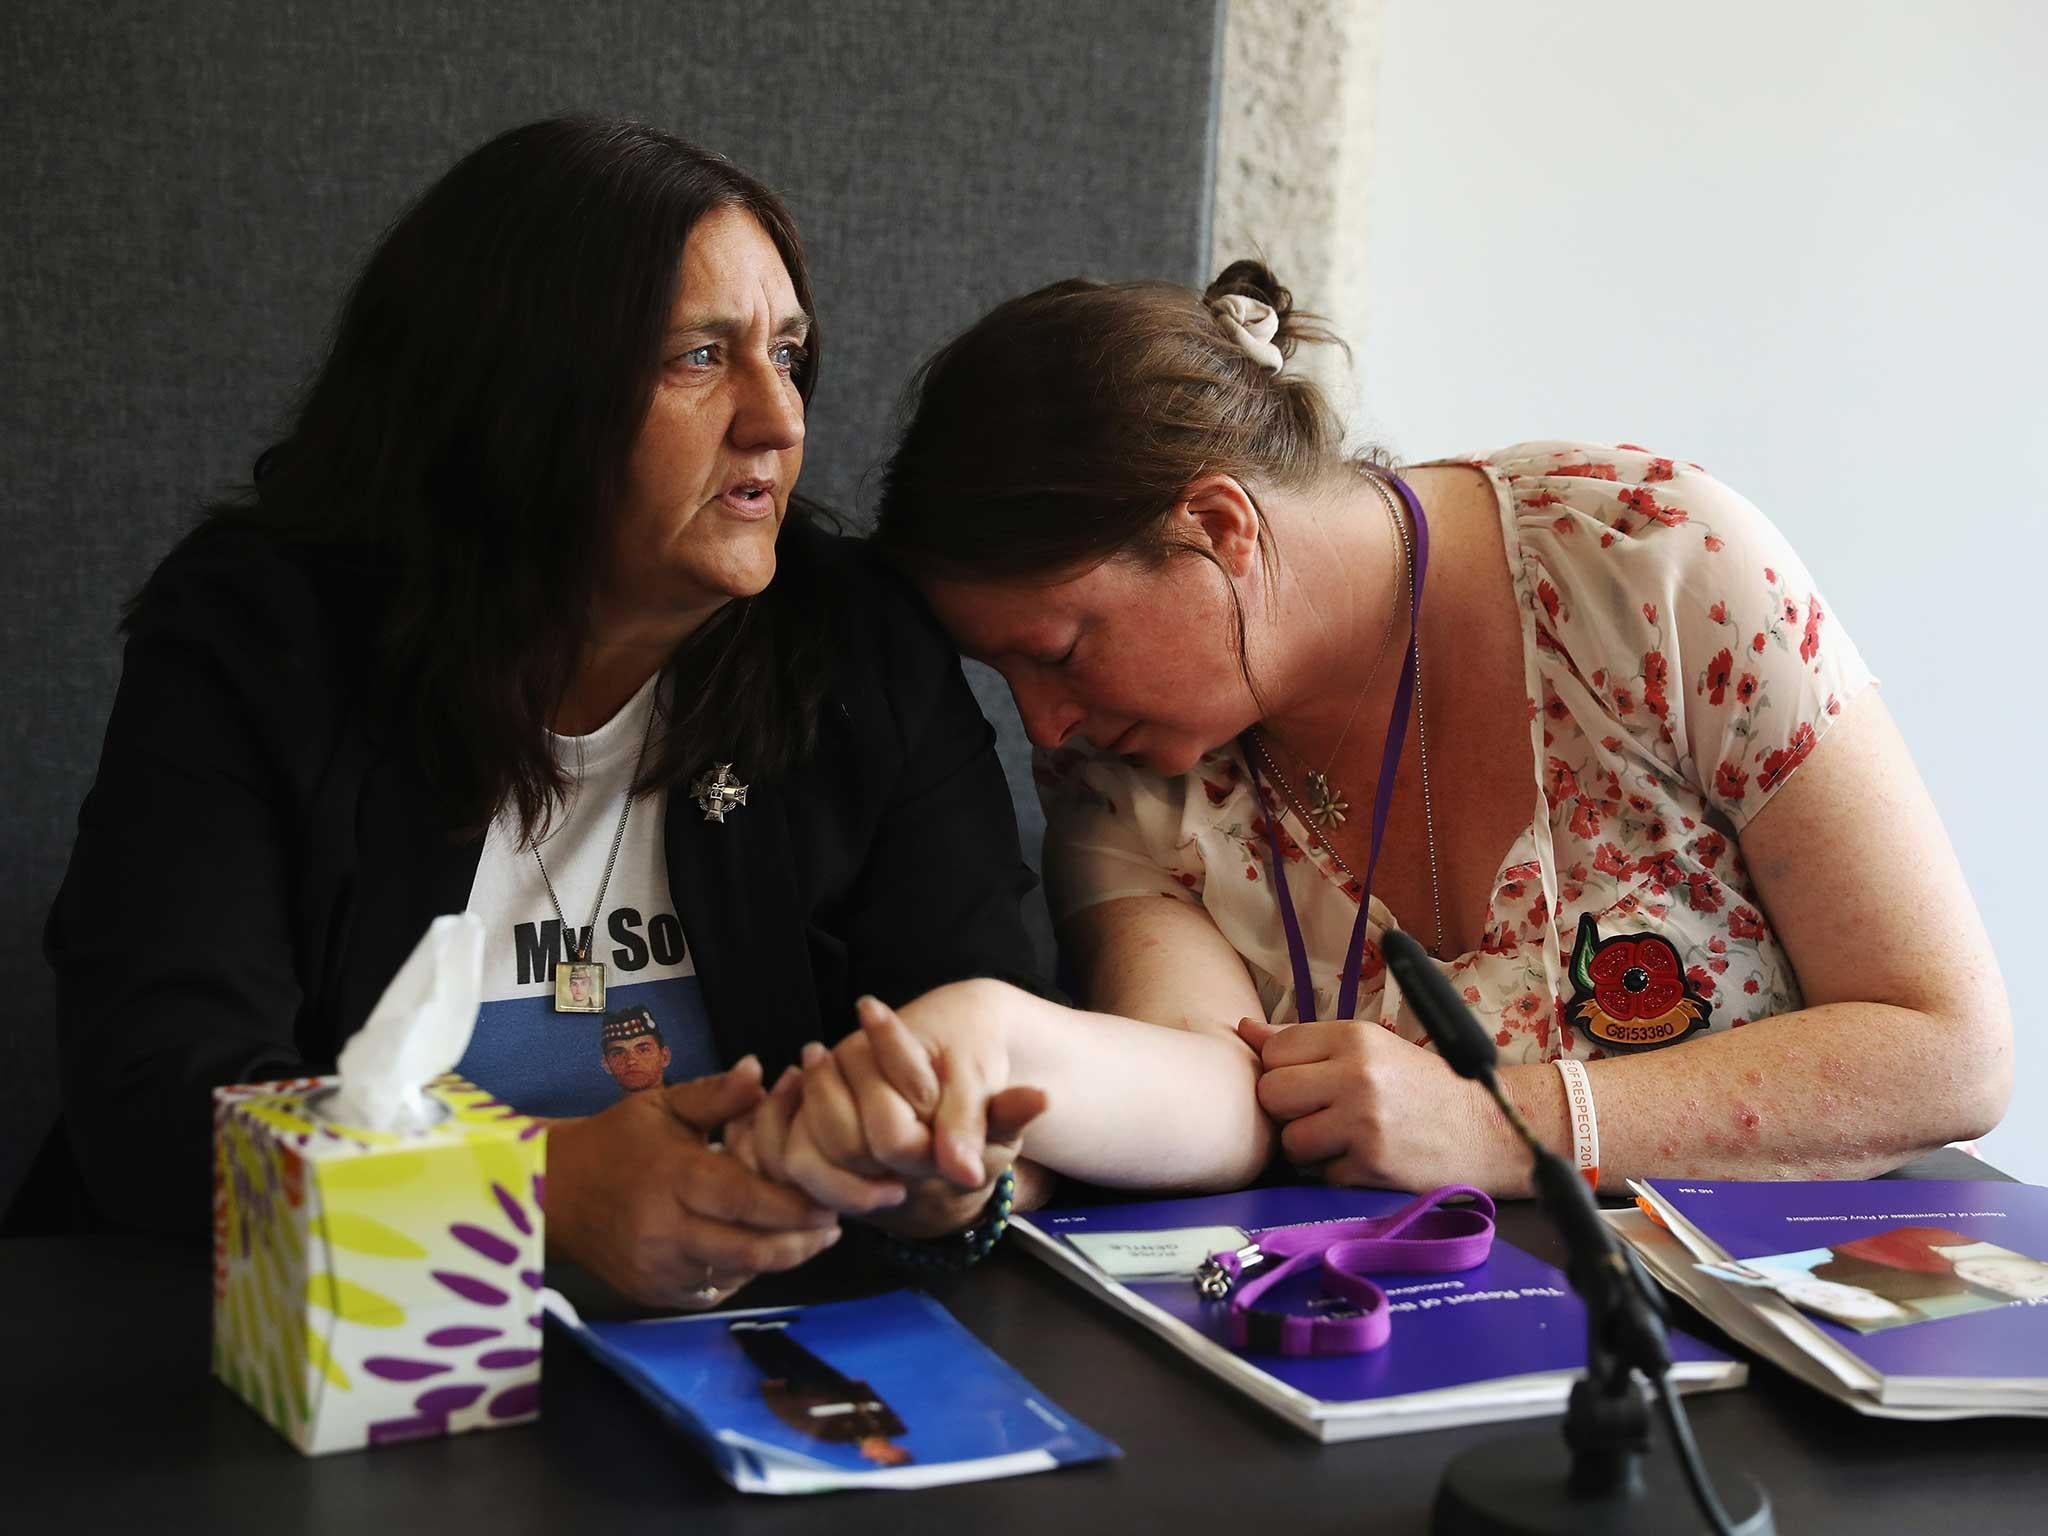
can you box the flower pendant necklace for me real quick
[1304,769,1349,830]
[1242,468,1440,1023]
[1250,468,1446,964]
[1282,472,1409,831]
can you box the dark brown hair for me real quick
[176,117,832,842]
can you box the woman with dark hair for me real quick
[43,117,1047,1307]
[756,260,2013,1208]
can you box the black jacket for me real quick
[45,518,1040,1233]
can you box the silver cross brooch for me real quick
[690,763,749,824]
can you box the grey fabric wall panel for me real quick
[0,0,1225,1208]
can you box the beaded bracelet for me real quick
[875,1166,1016,1272]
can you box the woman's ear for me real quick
[1175,474,1263,579]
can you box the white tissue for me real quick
[327,913,486,1132]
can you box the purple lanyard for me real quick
[1196,1186,1497,1356]
[1241,474,1431,1025]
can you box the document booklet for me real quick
[1618,1177,2048,1415]
[1013,1183,1744,1442]
[542,1288,1119,1493]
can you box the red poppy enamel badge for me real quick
[1566,914,1709,1051]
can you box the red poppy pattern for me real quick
[1034,442,1872,1068]
[1587,933,1686,1019]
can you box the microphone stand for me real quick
[1380,930,1772,1536]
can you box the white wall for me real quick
[1362,0,2048,1179]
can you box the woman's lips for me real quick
[1106,721,1141,754]
[719,482,777,519]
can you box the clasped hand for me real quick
[728,986,1047,1240]
[545,1056,843,1311]
[548,984,1047,1310]
[1237,1014,1487,1190]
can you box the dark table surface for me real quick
[6,1148,2045,1533]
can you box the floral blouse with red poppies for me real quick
[1035,441,1875,1064]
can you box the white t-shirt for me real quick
[454,674,718,1117]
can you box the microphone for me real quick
[1385,928,1637,1314]
[1380,928,1767,1536]
[1384,929,1628,1282]
[1381,929,1500,1083]
[1383,924,1653,1300]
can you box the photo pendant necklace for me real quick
[533,690,659,1015]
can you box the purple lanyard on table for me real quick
[1195,1185,1496,1356]
[1241,474,1432,1025]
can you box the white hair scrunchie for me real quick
[1206,292,1285,376]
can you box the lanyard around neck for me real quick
[1241,474,1431,1025]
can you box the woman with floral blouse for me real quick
[731,261,2010,1215]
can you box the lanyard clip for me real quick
[1195,1243,1266,1299]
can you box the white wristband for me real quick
[1555,1058,1600,1192]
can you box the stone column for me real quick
[1212,0,1385,414]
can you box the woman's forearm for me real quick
[977,979,1275,1190]
[1483,1002,2011,1194]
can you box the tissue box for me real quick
[211,1074,547,1455]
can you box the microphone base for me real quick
[1431,1430,1773,1536]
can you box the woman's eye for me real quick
[773,341,808,373]
[675,345,716,369]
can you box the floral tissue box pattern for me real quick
[211,1074,547,1455]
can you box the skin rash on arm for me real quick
[1492,690,2012,1189]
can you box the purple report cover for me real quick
[1029,1184,1734,1406]
[1644,1179,2048,1381]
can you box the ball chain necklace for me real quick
[1251,468,1445,959]
[532,689,659,1014]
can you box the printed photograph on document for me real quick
[1700,1223,2048,1333]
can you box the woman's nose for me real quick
[1011,673,1082,750]
[732,363,805,453]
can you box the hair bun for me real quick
[1204,260,1297,355]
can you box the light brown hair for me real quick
[872,260,1376,589]
[875,263,1390,709]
